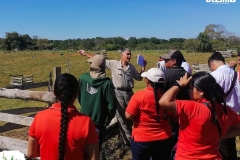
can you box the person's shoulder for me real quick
[182,61,190,65]
[79,72,91,81]
[165,68,184,76]
[102,77,113,84]
[128,63,135,68]
[75,112,92,121]
[134,88,149,96]
[80,72,89,78]
[33,109,51,119]
[107,59,119,63]
[211,67,225,77]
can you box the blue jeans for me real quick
[95,125,106,151]
[130,138,172,160]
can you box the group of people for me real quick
[26,49,240,160]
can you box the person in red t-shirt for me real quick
[125,68,173,160]
[27,73,99,160]
[159,72,240,160]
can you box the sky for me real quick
[0,0,239,40]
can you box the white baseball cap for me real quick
[141,68,165,83]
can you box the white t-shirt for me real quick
[211,65,240,113]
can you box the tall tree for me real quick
[204,24,226,40]
[183,39,199,53]
[3,31,21,50]
[197,32,212,52]
[126,37,137,49]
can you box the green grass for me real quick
[0,50,239,158]
[0,50,237,120]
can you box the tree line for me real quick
[0,24,239,52]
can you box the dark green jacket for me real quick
[78,73,117,126]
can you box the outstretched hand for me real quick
[177,72,192,87]
[78,50,86,56]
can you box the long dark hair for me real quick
[190,72,227,114]
[54,73,79,160]
[150,80,165,122]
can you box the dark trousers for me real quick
[169,123,179,160]
[95,125,106,151]
[130,138,172,160]
[219,137,237,160]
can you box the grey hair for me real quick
[121,48,131,54]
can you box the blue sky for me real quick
[0,0,239,40]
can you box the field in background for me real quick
[0,50,237,117]
[0,50,239,159]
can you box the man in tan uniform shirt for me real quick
[79,48,146,146]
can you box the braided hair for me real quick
[150,80,166,122]
[190,72,227,114]
[54,73,79,160]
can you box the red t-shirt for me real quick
[28,103,98,160]
[126,87,172,142]
[175,98,240,160]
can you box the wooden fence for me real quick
[217,51,232,58]
[192,64,211,73]
[0,89,55,155]
[11,75,33,87]
[0,67,117,157]
[9,71,53,90]
[0,67,61,155]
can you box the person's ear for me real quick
[144,78,149,86]
[198,90,204,97]
[172,59,176,65]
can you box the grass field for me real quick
[0,50,239,159]
[0,50,219,110]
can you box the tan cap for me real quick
[87,54,106,70]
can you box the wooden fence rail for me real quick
[0,89,55,103]
[0,67,60,155]
[0,67,117,157]
[192,64,211,73]
[0,89,55,155]
[217,51,232,58]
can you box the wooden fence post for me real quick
[53,67,61,86]
[52,67,61,104]
[48,71,53,107]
